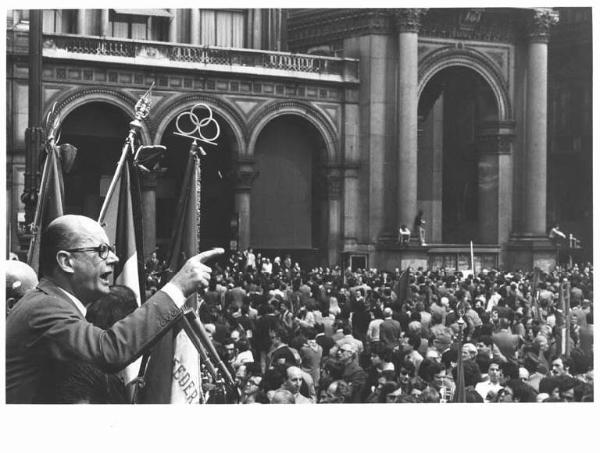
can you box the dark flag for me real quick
[140,147,201,404]
[532,267,541,321]
[27,145,65,274]
[393,268,410,304]
[453,345,466,403]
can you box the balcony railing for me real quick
[36,33,359,82]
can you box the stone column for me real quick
[101,9,110,36]
[395,9,427,229]
[190,9,201,45]
[326,167,343,265]
[141,172,158,258]
[77,9,87,35]
[477,122,515,244]
[233,161,258,250]
[523,8,558,236]
[168,9,178,43]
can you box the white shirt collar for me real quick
[57,287,87,317]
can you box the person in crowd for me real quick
[5,259,39,316]
[6,214,222,403]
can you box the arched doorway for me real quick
[158,111,235,253]
[250,115,327,267]
[60,102,130,219]
[418,66,498,244]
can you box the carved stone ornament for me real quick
[394,9,429,33]
[528,8,559,43]
[459,9,484,31]
[233,169,259,191]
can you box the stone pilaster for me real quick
[325,166,343,264]
[168,9,178,43]
[343,162,360,248]
[77,9,87,35]
[101,9,110,37]
[191,9,201,45]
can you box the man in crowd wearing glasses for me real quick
[6,214,223,403]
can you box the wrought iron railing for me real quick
[39,33,359,81]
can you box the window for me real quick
[198,9,245,47]
[43,9,76,34]
[110,9,171,41]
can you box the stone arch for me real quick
[418,46,512,121]
[247,100,339,164]
[153,94,246,157]
[44,87,152,144]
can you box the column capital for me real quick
[140,171,158,190]
[233,168,259,191]
[394,9,428,33]
[325,171,343,200]
[527,8,559,43]
[476,121,516,155]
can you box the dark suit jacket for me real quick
[6,278,183,403]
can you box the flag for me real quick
[28,145,65,274]
[140,148,202,404]
[393,269,410,304]
[453,349,466,403]
[98,153,146,387]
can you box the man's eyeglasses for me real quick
[65,243,115,260]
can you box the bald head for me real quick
[285,366,304,394]
[40,215,106,276]
[5,260,38,315]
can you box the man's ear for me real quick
[6,297,17,312]
[56,250,76,274]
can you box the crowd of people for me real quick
[152,248,595,404]
[6,222,594,404]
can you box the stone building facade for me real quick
[5,8,592,272]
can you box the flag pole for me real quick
[470,240,475,274]
[98,83,154,223]
[26,147,52,265]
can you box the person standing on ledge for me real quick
[6,214,223,404]
[413,210,427,246]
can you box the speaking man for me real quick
[6,214,223,403]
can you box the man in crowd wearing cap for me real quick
[337,342,367,402]
[6,214,223,403]
[5,260,39,317]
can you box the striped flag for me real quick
[98,153,146,387]
[140,148,202,404]
[27,145,65,274]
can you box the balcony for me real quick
[28,32,359,84]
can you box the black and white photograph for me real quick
[2,3,597,451]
